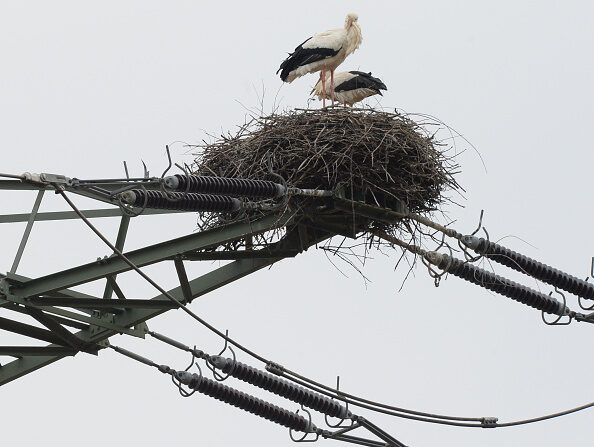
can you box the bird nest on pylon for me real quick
[190,107,462,255]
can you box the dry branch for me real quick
[190,107,462,253]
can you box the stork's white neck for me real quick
[345,22,362,56]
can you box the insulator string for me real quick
[59,187,594,430]
[462,236,594,301]
[165,174,285,198]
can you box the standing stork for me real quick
[312,71,387,106]
[277,13,362,107]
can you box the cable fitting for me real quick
[22,172,72,185]
[175,371,203,388]
[266,361,286,376]
[192,348,207,359]
[158,364,173,374]
[480,417,498,428]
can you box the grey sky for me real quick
[1,1,593,446]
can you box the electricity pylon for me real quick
[0,172,355,386]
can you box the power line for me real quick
[56,186,491,427]
[110,343,408,447]
[57,186,594,431]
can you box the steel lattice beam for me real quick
[6,212,293,298]
[0,346,78,357]
[0,216,331,386]
[0,174,341,386]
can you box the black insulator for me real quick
[209,356,350,419]
[427,252,565,315]
[464,236,594,301]
[121,189,241,212]
[165,174,285,198]
[176,371,313,432]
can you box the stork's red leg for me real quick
[344,101,347,107]
[321,67,327,108]
[330,70,335,106]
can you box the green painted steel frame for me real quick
[0,177,367,386]
[0,206,329,385]
[5,213,293,297]
[0,232,324,385]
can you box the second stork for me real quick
[312,71,387,106]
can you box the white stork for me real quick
[312,71,387,106]
[277,13,363,107]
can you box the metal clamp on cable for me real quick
[174,370,203,388]
[287,187,334,198]
[266,360,286,376]
[22,172,72,186]
[480,417,499,428]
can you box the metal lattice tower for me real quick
[0,171,373,385]
[2,168,594,446]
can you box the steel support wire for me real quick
[55,188,494,428]
[57,187,594,430]
[53,186,285,364]
[319,418,407,447]
[356,417,407,447]
[114,341,407,447]
[147,331,492,428]
[109,344,316,433]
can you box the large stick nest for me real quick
[190,108,462,244]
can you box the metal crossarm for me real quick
[0,346,78,357]
[5,212,293,298]
[0,174,333,386]
[0,232,324,385]
[2,163,594,447]
[25,297,178,310]
[0,315,66,345]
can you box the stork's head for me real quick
[344,13,362,55]
[345,13,358,29]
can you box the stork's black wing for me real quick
[336,71,388,94]
[277,37,341,81]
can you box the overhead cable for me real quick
[109,345,316,433]
[58,187,594,430]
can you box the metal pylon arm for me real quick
[0,216,332,386]
[0,170,338,385]
[5,212,294,297]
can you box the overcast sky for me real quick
[1,1,594,446]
